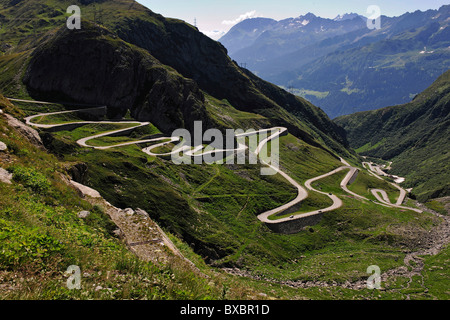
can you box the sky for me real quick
[137,0,450,39]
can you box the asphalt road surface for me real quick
[20,100,422,226]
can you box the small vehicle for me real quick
[289,215,294,219]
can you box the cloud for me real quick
[201,30,226,40]
[222,10,261,25]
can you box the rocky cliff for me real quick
[112,10,349,150]
[23,24,212,134]
[2,0,350,156]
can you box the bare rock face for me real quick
[4,114,44,148]
[70,180,102,198]
[0,167,12,184]
[23,24,211,134]
[77,211,91,219]
[135,208,150,218]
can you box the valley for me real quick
[0,0,448,302]
[335,69,450,202]
[220,5,450,118]
[2,94,442,292]
[20,98,423,231]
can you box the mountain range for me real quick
[0,0,448,301]
[335,70,450,202]
[0,0,353,276]
[219,6,450,118]
[0,0,348,154]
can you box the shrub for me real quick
[8,165,51,193]
[0,219,64,268]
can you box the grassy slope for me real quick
[0,111,227,300]
[40,107,329,270]
[335,70,450,202]
[28,100,439,279]
[2,96,449,299]
[0,0,352,161]
[0,1,448,300]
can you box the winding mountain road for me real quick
[19,100,422,228]
[362,162,419,212]
[371,189,391,204]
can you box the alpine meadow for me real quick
[0,0,448,307]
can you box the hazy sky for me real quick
[137,0,449,39]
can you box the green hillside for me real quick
[0,0,350,157]
[1,101,446,300]
[218,5,450,118]
[0,0,448,301]
[289,21,450,118]
[335,70,450,201]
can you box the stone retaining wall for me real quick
[265,212,324,234]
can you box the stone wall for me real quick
[264,213,324,234]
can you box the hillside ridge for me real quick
[334,69,450,201]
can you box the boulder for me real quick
[135,208,149,218]
[0,167,12,184]
[4,114,44,148]
[70,180,101,198]
[0,141,7,151]
[77,211,91,219]
[112,228,123,238]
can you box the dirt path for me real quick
[237,196,250,219]
[68,179,203,275]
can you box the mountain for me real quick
[217,17,278,55]
[0,0,352,272]
[220,13,366,69]
[333,13,366,22]
[1,0,448,301]
[0,0,348,154]
[219,5,450,118]
[335,70,450,201]
[286,18,450,118]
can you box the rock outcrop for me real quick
[4,114,44,148]
[0,167,12,184]
[24,24,212,134]
[112,11,349,150]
